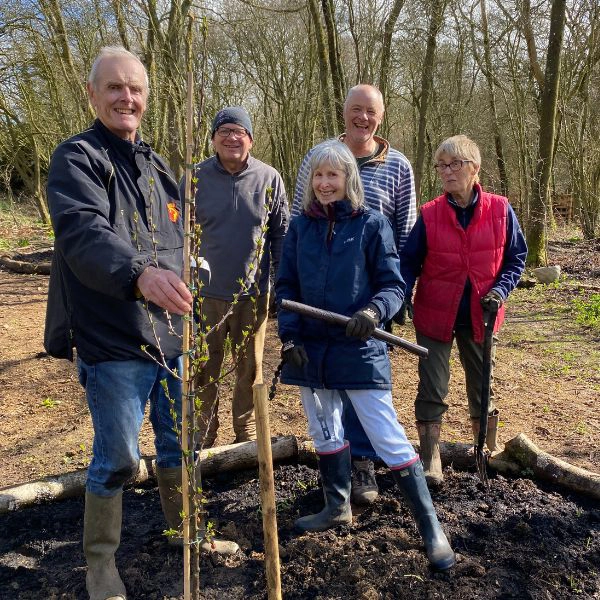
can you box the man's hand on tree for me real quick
[136,266,193,315]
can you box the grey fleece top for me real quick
[191,154,289,300]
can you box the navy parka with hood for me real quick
[276,200,404,390]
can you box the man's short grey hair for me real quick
[88,46,149,91]
[343,84,385,114]
[302,139,365,211]
[434,135,481,167]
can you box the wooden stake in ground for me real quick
[181,67,198,600]
[253,383,282,600]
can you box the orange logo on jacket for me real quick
[167,202,179,222]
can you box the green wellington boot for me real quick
[83,491,127,600]
[295,445,353,532]
[471,410,500,451]
[392,461,455,571]
[416,421,444,487]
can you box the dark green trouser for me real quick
[414,326,497,422]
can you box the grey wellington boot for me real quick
[156,466,239,555]
[416,421,443,487]
[392,461,455,571]
[83,491,127,600]
[471,410,500,452]
[295,445,353,532]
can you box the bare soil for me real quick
[0,228,599,599]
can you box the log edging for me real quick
[1,433,598,514]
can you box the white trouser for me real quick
[299,387,418,468]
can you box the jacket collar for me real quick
[94,119,151,161]
[213,153,252,176]
[337,133,389,165]
[305,199,362,221]
[446,182,481,209]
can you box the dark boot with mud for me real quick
[416,421,443,487]
[295,445,352,532]
[392,461,455,571]
[83,491,127,600]
[471,409,500,451]
[156,466,239,555]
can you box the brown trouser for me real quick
[195,294,268,447]
[414,326,497,423]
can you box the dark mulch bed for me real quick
[1,462,599,599]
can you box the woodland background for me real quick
[0,0,599,265]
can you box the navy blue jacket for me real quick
[44,120,184,363]
[276,201,404,390]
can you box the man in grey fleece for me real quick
[191,106,289,447]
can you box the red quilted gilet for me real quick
[412,184,507,343]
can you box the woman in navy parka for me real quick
[276,140,454,571]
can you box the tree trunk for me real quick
[307,0,336,137]
[414,0,446,203]
[321,0,346,131]
[378,0,405,137]
[479,0,509,196]
[0,436,298,514]
[527,0,567,266]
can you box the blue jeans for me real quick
[343,397,378,460]
[77,356,183,497]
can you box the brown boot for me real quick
[83,491,127,600]
[471,410,499,452]
[416,422,443,487]
[156,466,239,555]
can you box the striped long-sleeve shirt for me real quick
[291,135,417,251]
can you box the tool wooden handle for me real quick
[280,299,428,359]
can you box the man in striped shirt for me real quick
[290,84,417,505]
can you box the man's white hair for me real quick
[88,46,149,90]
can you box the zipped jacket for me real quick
[291,136,416,251]
[276,201,404,390]
[191,154,289,300]
[44,120,184,363]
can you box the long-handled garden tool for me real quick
[280,299,429,358]
[475,300,500,486]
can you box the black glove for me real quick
[346,305,380,340]
[393,300,414,325]
[481,289,503,311]
[281,340,308,368]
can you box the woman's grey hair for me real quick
[302,139,364,211]
[434,134,481,167]
[88,46,149,91]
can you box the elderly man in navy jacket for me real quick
[44,46,232,600]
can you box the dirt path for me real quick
[1,236,599,600]
[1,238,599,490]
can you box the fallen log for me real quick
[2,433,598,512]
[302,437,599,499]
[0,254,51,275]
[492,433,600,500]
[0,435,298,513]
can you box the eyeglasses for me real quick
[216,127,249,139]
[434,159,472,173]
